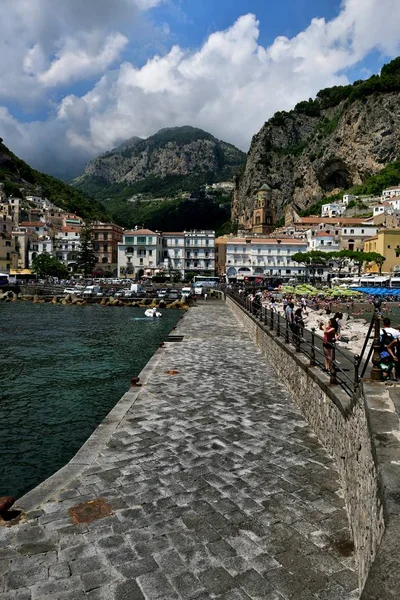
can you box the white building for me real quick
[117,229,215,278]
[321,203,346,218]
[29,237,54,266]
[183,231,215,275]
[307,230,340,252]
[341,225,378,251]
[118,229,162,278]
[342,194,357,205]
[225,237,309,280]
[54,228,81,271]
[382,186,400,199]
[388,197,400,211]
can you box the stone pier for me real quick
[0,303,358,599]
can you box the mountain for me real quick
[0,138,108,220]
[233,57,400,223]
[73,126,246,201]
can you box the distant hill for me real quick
[73,126,246,201]
[0,137,108,220]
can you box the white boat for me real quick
[144,308,162,318]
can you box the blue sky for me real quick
[0,0,399,177]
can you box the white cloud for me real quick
[38,32,128,87]
[1,0,400,178]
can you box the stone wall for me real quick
[226,296,400,597]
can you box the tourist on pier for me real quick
[294,308,305,340]
[334,312,343,341]
[320,317,338,372]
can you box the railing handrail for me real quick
[226,290,364,398]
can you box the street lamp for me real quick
[370,299,383,381]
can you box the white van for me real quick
[83,285,102,297]
[181,287,192,299]
[130,283,145,294]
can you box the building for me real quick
[183,231,215,275]
[117,229,215,278]
[215,237,229,276]
[118,229,162,278]
[54,227,81,271]
[225,237,309,281]
[92,222,124,272]
[382,186,400,199]
[20,221,49,236]
[307,230,340,252]
[321,203,346,218]
[343,194,358,205]
[28,237,54,266]
[340,225,378,251]
[252,184,276,235]
[364,230,400,274]
[0,204,19,273]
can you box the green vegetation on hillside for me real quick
[349,159,400,196]
[0,138,108,220]
[75,169,237,202]
[269,57,400,127]
[104,192,232,235]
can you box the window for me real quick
[175,239,179,245]
[195,239,198,245]
[388,245,391,249]
[148,237,153,244]
[102,257,108,264]
[361,229,364,234]
[94,233,99,240]
[125,237,134,244]
[103,233,108,240]
[126,246,133,253]
[350,229,354,234]
[103,244,108,252]
[139,258,143,265]
[206,239,209,246]
[137,237,146,244]
[149,249,153,256]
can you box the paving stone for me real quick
[198,566,238,595]
[1,304,357,600]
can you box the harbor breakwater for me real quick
[226,294,400,598]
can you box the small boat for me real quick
[145,308,162,318]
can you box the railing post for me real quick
[270,309,274,331]
[371,305,383,381]
[285,318,290,343]
[276,312,281,337]
[264,307,269,326]
[354,354,360,391]
[310,327,316,367]
[295,327,301,352]
[330,358,339,385]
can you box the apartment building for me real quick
[225,237,308,280]
[364,230,400,274]
[54,227,81,271]
[92,221,124,270]
[183,231,215,275]
[118,229,162,278]
[0,204,19,273]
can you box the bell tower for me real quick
[252,184,275,234]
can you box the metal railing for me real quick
[227,291,362,398]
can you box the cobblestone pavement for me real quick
[0,303,359,600]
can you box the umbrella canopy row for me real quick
[351,287,400,295]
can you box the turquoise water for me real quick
[0,303,182,499]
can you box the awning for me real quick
[10,269,33,275]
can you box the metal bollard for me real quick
[270,309,274,331]
[310,328,316,367]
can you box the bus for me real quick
[192,276,220,288]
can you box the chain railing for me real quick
[227,291,362,398]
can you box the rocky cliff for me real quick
[77,126,245,196]
[233,58,400,225]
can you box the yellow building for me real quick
[0,204,19,273]
[364,230,400,274]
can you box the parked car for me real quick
[157,289,167,298]
[63,288,78,295]
[168,289,181,300]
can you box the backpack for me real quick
[380,329,395,353]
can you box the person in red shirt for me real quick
[319,317,338,372]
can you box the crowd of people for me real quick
[232,286,400,381]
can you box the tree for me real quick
[367,252,386,275]
[77,222,97,277]
[328,249,352,276]
[31,253,69,279]
[292,251,328,283]
[346,250,373,276]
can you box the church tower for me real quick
[252,184,275,234]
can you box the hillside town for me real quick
[1,180,400,284]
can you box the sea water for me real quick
[0,303,182,498]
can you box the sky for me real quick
[1,0,400,179]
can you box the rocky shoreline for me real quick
[0,290,189,309]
